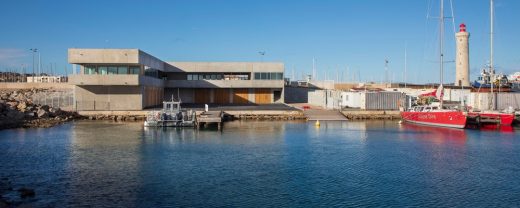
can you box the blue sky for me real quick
[1,0,519,84]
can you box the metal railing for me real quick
[75,101,111,111]
[31,91,74,111]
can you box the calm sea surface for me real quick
[0,120,519,207]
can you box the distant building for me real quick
[68,48,285,110]
[27,76,68,83]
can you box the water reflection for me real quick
[67,121,143,207]
[398,123,468,144]
[1,120,519,207]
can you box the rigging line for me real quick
[450,0,456,36]
[426,0,433,19]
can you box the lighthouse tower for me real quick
[455,23,470,87]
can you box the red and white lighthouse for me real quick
[455,23,470,87]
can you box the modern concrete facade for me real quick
[455,23,470,87]
[68,48,284,110]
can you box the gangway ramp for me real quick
[303,109,348,121]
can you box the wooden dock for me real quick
[196,111,224,130]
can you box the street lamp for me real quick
[29,48,38,80]
[258,51,265,62]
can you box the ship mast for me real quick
[489,0,495,110]
[439,0,445,108]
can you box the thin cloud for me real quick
[0,48,28,67]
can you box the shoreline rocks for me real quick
[86,114,146,121]
[342,114,401,120]
[0,88,84,130]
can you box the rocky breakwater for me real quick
[86,114,146,122]
[0,89,82,130]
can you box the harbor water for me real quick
[1,120,520,207]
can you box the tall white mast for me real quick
[490,0,495,110]
[439,0,445,107]
[490,0,494,75]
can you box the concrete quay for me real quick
[341,110,401,120]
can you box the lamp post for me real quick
[29,48,38,80]
[258,51,265,62]
[385,59,389,87]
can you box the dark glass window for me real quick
[118,66,128,74]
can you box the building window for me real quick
[129,66,140,74]
[85,66,96,74]
[276,73,283,80]
[118,66,128,74]
[254,72,283,80]
[98,67,108,75]
[83,65,141,75]
[187,74,193,80]
[108,66,117,74]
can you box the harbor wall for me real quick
[341,110,401,119]
[0,82,73,89]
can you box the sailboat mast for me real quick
[404,43,407,88]
[490,0,494,74]
[490,0,495,109]
[439,0,445,107]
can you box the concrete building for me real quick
[68,48,284,110]
[455,23,470,87]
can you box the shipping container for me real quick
[308,89,342,109]
[340,91,363,108]
[362,92,405,110]
[496,93,520,110]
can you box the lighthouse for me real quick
[455,23,470,87]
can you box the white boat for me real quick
[144,98,196,127]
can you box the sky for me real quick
[1,0,519,84]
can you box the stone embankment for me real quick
[85,114,146,122]
[236,113,306,120]
[341,110,401,120]
[0,89,82,130]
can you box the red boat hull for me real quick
[468,112,514,126]
[401,111,467,129]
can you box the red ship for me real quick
[401,106,468,129]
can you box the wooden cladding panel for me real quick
[255,89,272,104]
[233,88,249,104]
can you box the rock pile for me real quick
[0,89,82,130]
[86,114,145,122]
